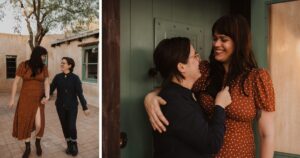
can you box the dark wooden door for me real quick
[102,0,120,157]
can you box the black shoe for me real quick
[70,141,78,156]
[35,138,42,156]
[22,142,31,158]
[65,140,72,155]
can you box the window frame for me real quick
[6,55,17,79]
[82,45,98,83]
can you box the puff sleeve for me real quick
[253,69,275,112]
[43,65,49,78]
[16,62,26,78]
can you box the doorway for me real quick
[268,0,300,156]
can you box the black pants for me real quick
[56,105,78,140]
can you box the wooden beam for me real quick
[102,0,120,157]
[78,41,99,47]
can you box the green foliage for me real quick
[1,0,99,49]
[8,0,98,33]
[0,1,6,21]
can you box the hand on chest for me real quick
[200,85,257,121]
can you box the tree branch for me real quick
[40,7,55,23]
[37,0,41,20]
[32,0,36,15]
[18,0,34,50]
[37,28,48,45]
[58,6,77,14]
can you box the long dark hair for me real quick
[150,37,191,86]
[207,14,258,97]
[25,46,48,77]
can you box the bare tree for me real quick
[1,0,98,50]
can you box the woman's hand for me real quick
[41,97,49,104]
[8,98,14,109]
[144,91,168,133]
[84,109,90,116]
[215,86,232,108]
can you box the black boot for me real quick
[22,142,31,158]
[71,141,78,156]
[35,138,42,156]
[65,140,72,155]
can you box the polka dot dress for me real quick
[192,61,275,158]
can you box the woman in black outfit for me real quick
[150,37,231,158]
[50,57,90,156]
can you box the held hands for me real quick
[41,97,49,105]
[144,92,168,133]
[83,109,90,116]
[8,98,14,109]
[215,86,232,109]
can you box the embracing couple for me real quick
[145,14,275,158]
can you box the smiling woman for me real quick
[50,57,90,156]
[212,34,234,64]
[194,14,275,158]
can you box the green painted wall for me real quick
[120,0,229,157]
[251,1,269,157]
[251,0,270,68]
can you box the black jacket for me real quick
[50,72,88,110]
[153,82,226,158]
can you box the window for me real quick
[82,45,98,82]
[6,55,17,79]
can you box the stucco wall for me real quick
[0,34,29,92]
[0,33,99,107]
[0,33,63,92]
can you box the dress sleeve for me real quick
[253,69,275,112]
[16,62,26,77]
[192,60,210,93]
[43,65,49,78]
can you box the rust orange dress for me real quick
[12,61,49,140]
[192,61,275,158]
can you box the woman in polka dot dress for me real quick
[144,14,275,158]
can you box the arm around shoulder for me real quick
[162,94,226,154]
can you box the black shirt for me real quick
[50,72,88,110]
[153,82,226,158]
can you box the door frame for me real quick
[265,0,300,157]
[102,0,120,157]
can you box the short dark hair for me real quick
[62,57,75,72]
[153,37,191,84]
